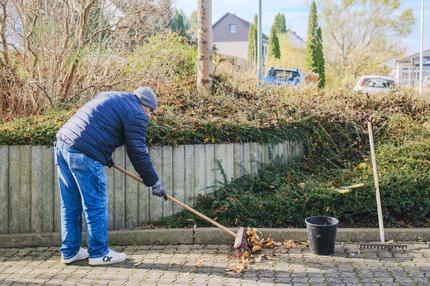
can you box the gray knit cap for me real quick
[133,87,158,110]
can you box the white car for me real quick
[353,76,397,94]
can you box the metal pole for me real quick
[419,0,424,96]
[257,0,263,87]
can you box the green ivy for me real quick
[158,138,430,228]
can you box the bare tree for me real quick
[112,0,171,47]
[197,0,212,95]
[321,0,415,87]
[0,0,172,116]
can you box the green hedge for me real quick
[0,112,71,145]
[158,138,430,228]
[0,111,306,146]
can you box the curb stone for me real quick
[0,228,429,248]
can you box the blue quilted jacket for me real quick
[56,91,159,187]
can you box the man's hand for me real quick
[106,159,115,168]
[151,181,167,201]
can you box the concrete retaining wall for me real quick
[0,141,304,234]
[0,228,428,248]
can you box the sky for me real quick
[173,0,429,56]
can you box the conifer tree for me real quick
[171,9,187,37]
[273,13,287,34]
[306,1,325,88]
[269,25,280,59]
[247,15,258,64]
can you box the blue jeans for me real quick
[55,140,109,259]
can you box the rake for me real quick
[359,122,407,251]
[112,164,250,256]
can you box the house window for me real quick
[229,24,237,34]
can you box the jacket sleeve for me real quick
[124,113,159,187]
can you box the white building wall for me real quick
[397,62,430,87]
[286,30,306,49]
[394,50,430,87]
[214,41,269,60]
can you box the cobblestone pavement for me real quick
[0,243,429,285]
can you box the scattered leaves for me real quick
[283,239,297,249]
[226,227,307,275]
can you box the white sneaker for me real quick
[61,247,89,264]
[88,249,128,266]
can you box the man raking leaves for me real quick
[55,86,249,266]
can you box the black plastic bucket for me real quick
[305,216,339,255]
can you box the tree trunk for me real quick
[0,0,10,66]
[197,0,212,95]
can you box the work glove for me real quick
[151,181,167,201]
[106,158,114,168]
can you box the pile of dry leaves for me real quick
[226,228,308,275]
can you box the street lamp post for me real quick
[419,0,424,96]
[257,0,263,87]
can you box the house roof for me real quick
[397,49,430,63]
[286,28,305,43]
[213,13,269,41]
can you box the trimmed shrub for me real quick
[158,138,430,228]
[0,111,72,145]
[0,112,304,146]
[1,89,428,149]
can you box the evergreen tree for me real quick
[268,25,280,59]
[316,26,325,87]
[248,23,256,63]
[306,1,325,88]
[171,9,187,37]
[273,13,287,34]
[247,15,258,64]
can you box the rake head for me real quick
[359,242,407,251]
[233,227,250,257]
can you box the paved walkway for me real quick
[0,243,429,285]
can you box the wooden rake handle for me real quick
[368,122,385,242]
[112,165,237,238]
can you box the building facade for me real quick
[212,13,269,60]
[394,49,430,87]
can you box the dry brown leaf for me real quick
[252,244,262,253]
[300,241,310,248]
[227,227,296,275]
[264,239,274,248]
[263,238,281,248]
[225,263,246,274]
[283,239,297,249]
[239,250,250,263]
